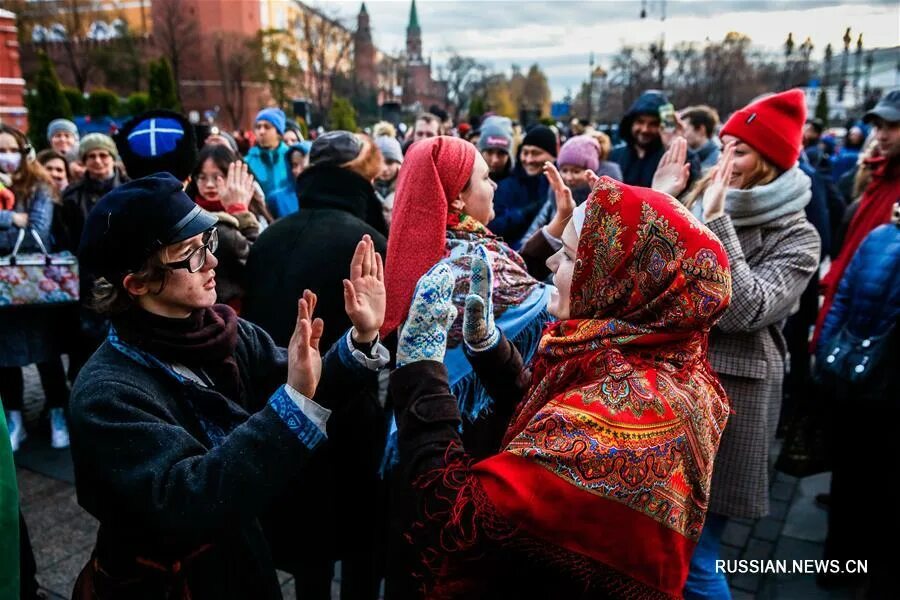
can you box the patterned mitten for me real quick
[463,246,500,353]
[396,262,458,367]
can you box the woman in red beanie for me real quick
[682,89,822,598]
[387,177,733,598]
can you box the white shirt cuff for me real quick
[346,329,390,370]
[541,225,564,251]
[284,384,332,435]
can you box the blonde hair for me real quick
[342,134,384,181]
[685,141,779,210]
[373,121,397,138]
[588,130,613,161]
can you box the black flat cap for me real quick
[308,131,362,168]
[79,172,217,284]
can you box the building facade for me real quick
[0,9,28,132]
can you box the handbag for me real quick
[0,227,79,306]
[820,324,895,383]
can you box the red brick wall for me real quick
[0,11,28,132]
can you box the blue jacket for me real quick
[488,163,551,250]
[609,91,668,187]
[266,185,299,219]
[0,183,54,254]
[818,224,900,360]
[245,142,291,198]
[798,162,832,258]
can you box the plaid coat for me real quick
[705,211,821,519]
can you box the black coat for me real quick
[243,164,388,350]
[69,318,374,599]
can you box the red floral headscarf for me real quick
[472,178,734,596]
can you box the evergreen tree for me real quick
[148,58,181,112]
[328,96,358,131]
[815,89,829,125]
[126,92,151,117]
[62,86,86,116]
[86,89,120,118]
[25,52,72,150]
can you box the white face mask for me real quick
[0,152,22,174]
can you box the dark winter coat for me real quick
[608,91,668,188]
[69,318,377,599]
[208,210,260,310]
[243,164,388,350]
[58,170,128,253]
[818,223,900,367]
[487,163,551,250]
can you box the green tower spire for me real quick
[408,0,420,30]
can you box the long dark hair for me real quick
[185,144,242,200]
[0,124,55,205]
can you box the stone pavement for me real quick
[12,365,860,599]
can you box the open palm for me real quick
[343,234,385,341]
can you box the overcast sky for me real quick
[319,0,899,99]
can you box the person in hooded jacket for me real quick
[244,108,291,198]
[609,90,670,187]
[242,131,388,600]
[677,89,821,599]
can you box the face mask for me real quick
[0,152,22,174]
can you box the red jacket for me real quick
[814,154,900,348]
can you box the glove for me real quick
[463,246,500,353]
[396,262,458,367]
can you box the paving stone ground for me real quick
[13,365,865,599]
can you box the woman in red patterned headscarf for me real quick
[389,176,733,598]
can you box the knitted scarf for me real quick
[113,305,243,403]
[723,165,811,227]
[471,178,734,596]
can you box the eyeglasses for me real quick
[164,228,218,273]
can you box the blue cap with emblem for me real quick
[115,110,198,181]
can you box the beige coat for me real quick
[706,210,820,519]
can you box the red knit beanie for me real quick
[381,136,476,336]
[720,89,806,172]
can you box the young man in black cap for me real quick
[69,172,389,598]
[488,124,557,249]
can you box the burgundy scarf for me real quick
[114,305,243,403]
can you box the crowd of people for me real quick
[1,85,898,600]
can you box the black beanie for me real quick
[521,125,558,158]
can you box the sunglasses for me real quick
[164,228,219,273]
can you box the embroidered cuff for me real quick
[541,225,563,251]
[339,329,390,371]
[268,385,327,449]
[284,384,331,434]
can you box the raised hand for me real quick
[287,290,324,398]
[343,234,385,343]
[217,161,255,210]
[396,262,458,367]
[543,161,576,239]
[702,142,735,222]
[651,136,690,198]
[463,246,499,352]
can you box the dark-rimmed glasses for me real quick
[164,228,218,273]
